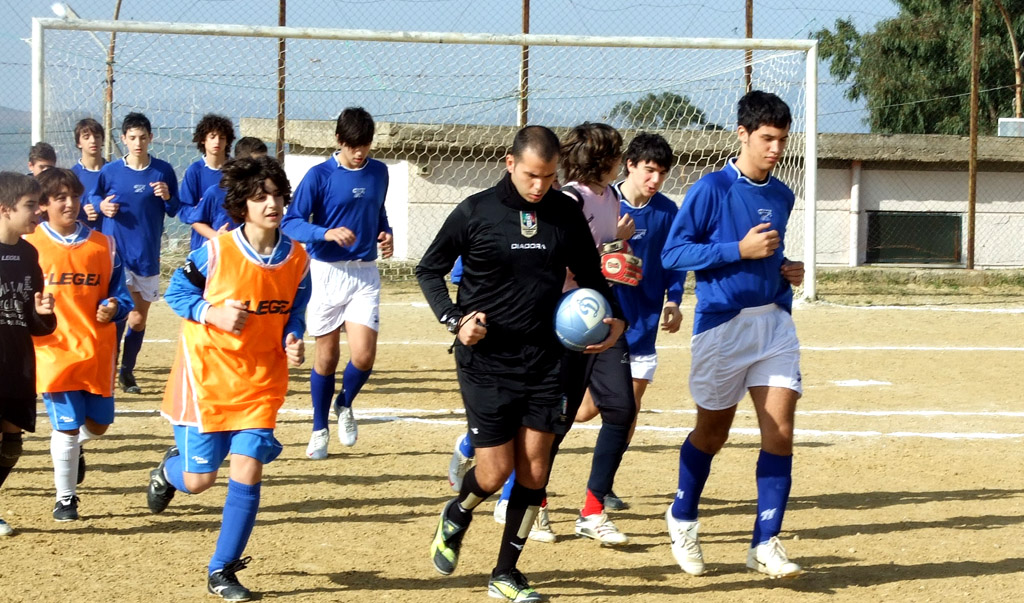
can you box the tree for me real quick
[816,1,1024,135]
[607,92,720,130]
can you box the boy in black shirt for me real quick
[0,171,57,535]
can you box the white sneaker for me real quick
[574,512,629,545]
[447,434,474,492]
[493,498,508,524]
[0,517,12,537]
[665,507,705,576]
[528,504,556,543]
[337,405,357,447]
[305,428,329,460]
[747,536,802,578]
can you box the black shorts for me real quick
[0,396,38,432]
[455,341,571,449]
[563,337,636,423]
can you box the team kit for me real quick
[0,91,805,602]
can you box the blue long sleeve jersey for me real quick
[192,184,239,237]
[88,156,180,277]
[280,153,391,262]
[178,158,225,251]
[661,158,795,336]
[612,182,686,355]
[72,161,103,229]
[39,221,134,323]
[164,228,311,348]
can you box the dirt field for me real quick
[1,283,1022,602]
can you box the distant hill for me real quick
[0,106,31,133]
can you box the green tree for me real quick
[816,1,1024,135]
[607,92,719,130]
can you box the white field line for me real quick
[810,301,1024,314]
[75,406,1024,441]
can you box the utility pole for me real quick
[967,0,980,269]
[744,0,752,93]
[518,0,529,127]
[276,0,287,162]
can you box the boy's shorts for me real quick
[125,270,161,302]
[43,391,115,430]
[629,353,658,382]
[172,425,282,474]
[689,303,802,411]
[306,259,380,336]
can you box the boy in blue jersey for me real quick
[28,142,57,176]
[281,107,393,458]
[71,118,105,229]
[191,137,268,244]
[661,90,806,579]
[180,114,235,251]
[145,156,309,602]
[574,133,686,508]
[89,112,180,395]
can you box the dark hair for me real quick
[74,118,104,146]
[234,137,268,159]
[0,171,41,209]
[192,114,236,154]
[560,122,622,186]
[737,90,792,133]
[37,167,84,204]
[220,156,291,223]
[509,125,561,162]
[29,142,57,164]
[335,107,375,147]
[622,132,674,173]
[121,112,152,134]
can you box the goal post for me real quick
[31,17,818,298]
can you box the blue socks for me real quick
[338,361,372,408]
[752,450,792,547]
[310,370,335,431]
[497,471,515,502]
[121,327,144,374]
[209,480,262,573]
[670,437,714,521]
[458,433,475,458]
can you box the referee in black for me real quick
[417,125,625,602]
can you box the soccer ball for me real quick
[554,288,611,351]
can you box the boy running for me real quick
[0,171,56,535]
[281,107,393,457]
[29,168,133,521]
[88,112,179,395]
[71,118,106,229]
[145,156,310,601]
[180,114,235,251]
[661,90,805,579]
[190,137,268,243]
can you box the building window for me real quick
[866,211,962,264]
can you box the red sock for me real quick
[581,489,604,517]
[541,497,548,508]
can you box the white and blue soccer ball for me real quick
[554,288,611,351]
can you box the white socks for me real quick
[51,430,80,499]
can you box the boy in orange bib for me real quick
[29,168,133,522]
[145,156,310,601]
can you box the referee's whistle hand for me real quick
[584,317,625,354]
[457,311,488,346]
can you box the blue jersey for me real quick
[612,183,686,355]
[281,153,391,262]
[179,158,224,251]
[72,161,104,229]
[164,228,311,347]
[88,156,180,278]
[661,158,795,335]
[191,184,239,241]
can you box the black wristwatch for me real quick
[443,314,462,334]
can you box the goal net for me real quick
[32,19,818,295]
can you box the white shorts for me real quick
[630,353,658,382]
[689,304,802,411]
[306,259,381,337]
[125,270,161,302]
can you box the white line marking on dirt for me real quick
[814,302,1024,314]
[831,379,892,387]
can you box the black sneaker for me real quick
[119,371,142,394]
[207,556,252,601]
[488,568,543,602]
[146,446,179,514]
[430,498,470,575]
[77,447,86,485]
[53,495,80,522]
[603,490,629,511]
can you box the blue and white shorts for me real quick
[172,425,283,474]
[689,304,802,411]
[44,391,115,430]
[307,259,380,336]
